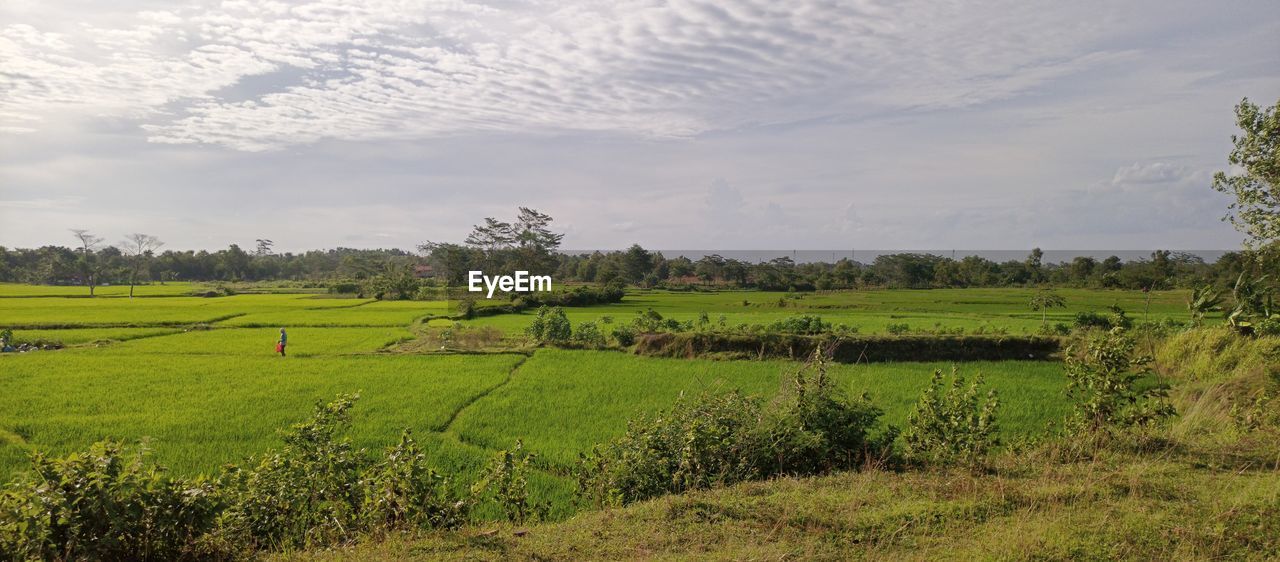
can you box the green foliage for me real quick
[359,431,468,534]
[572,321,606,348]
[526,306,572,344]
[1187,284,1224,326]
[0,441,222,561]
[885,322,910,335]
[1028,289,1066,326]
[765,314,830,334]
[1212,97,1280,246]
[611,324,637,347]
[1065,331,1175,435]
[216,395,468,550]
[901,368,999,466]
[216,393,369,549]
[457,298,477,320]
[1227,272,1275,334]
[575,351,891,506]
[471,441,547,525]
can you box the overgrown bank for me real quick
[632,332,1062,362]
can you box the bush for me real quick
[1073,311,1111,330]
[573,321,606,348]
[576,351,892,506]
[471,441,547,524]
[0,396,471,560]
[1065,331,1175,435]
[766,315,831,334]
[328,282,361,295]
[885,322,910,335]
[901,368,999,466]
[526,306,572,344]
[517,285,624,307]
[0,442,222,561]
[611,325,637,347]
[215,395,467,550]
[457,299,477,320]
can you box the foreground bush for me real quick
[901,368,1000,467]
[0,442,221,561]
[576,351,893,506]
[1066,330,1175,436]
[0,395,470,560]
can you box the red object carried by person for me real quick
[275,342,283,353]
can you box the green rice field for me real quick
[0,285,1163,517]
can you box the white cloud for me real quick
[3,0,1144,151]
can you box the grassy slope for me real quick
[291,449,1280,561]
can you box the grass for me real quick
[451,350,1069,471]
[0,352,522,478]
[0,282,205,298]
[0,294,377,328]
[0,286,1113,521]
[4,327,183,345]
[447,287,1192,337]
[222,300,449,327]
[95,327,415,356]
[288,446,1280,561]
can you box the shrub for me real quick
[611,325,637,347]
[573,321,606,348]
[457,298,477,320]
[526,306,572,344]
[1065,331,1175,435]
[360,430,468,534]
[576,391,765,506]
[518,285,624,307]
[1073,311,1111,330]
[0,441,222,561]
[576,350,891,506]
[901,368,999,466]
[215,395,468,550]
[766,314,830,334]
[471,441,547,524]
[885,322,910,335]
[328,282,361,295]
[0,396,470,560]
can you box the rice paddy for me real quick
[0,285,1149,517]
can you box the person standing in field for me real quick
[277,328,288,357]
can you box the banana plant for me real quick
[1228,273,1274,334]
[1187,285,1224,326]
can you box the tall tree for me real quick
[1213,97,1280,248]
[254,239,275,256]
[69,229,104,296]
[120,233,164,298]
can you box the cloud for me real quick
[3,0,1141,150]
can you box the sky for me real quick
[1,0,1278,253]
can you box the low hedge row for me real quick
[632,332,1062,362]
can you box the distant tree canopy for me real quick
[0,205,1269,292]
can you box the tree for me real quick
[1212,97,1280,248]
[621,244,653,283]
[120,233,164,298]
[1029,289,1066,327]
[255,239,275,256]
[70,229,104,296]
